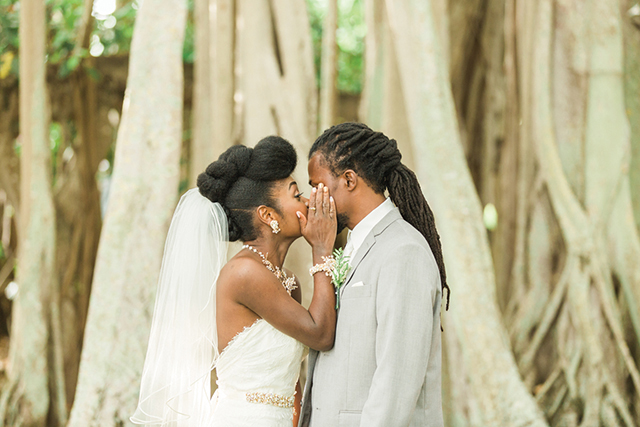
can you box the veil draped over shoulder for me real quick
[131,188,228,426]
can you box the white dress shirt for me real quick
[344,198,395,259]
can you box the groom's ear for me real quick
[343,169,358,192]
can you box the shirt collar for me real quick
[347,198,395,257]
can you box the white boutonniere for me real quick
[330,247,351,309]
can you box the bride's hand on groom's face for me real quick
[296,183,337,254]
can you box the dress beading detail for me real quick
[245,392,295,408]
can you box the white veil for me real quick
[131,188,228,426]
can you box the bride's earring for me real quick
[270,220,281,234]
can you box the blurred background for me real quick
[1,0,640,426]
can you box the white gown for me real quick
[210,319,306,426]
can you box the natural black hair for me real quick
[197,135,297,242]
[309,122,450,309]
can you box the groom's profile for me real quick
[299,122,449,427]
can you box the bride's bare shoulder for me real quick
[218,252,272,292]
[220,253,260,280]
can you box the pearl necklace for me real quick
[242,244,298,295]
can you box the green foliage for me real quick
[48,0,85,76]
[49,121,63,180]
[183,0,195,63]
[0,0,19,78]
[49,121,62,152]
[306,0,365,94]
[336,0,364,93]
[2,0,196,176]
[330,247,351,309]
[0,0,19,51]
[89,3,138,63]
[0,0,195,81]
[88,0,195,64]
[3,0,359,87]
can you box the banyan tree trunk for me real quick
[622,0,640,236]
[505,0,640,424]
[67,0,188,424]
[233,0,318,301]
[318,0,338,131]
[450,0,640,424]
[0,0,62,425]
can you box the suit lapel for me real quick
[340,234,374,297]
[339,208,402,298]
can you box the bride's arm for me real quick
[219,254,335,350]
[225,185,337,350]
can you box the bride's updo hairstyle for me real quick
[197,136,297,242]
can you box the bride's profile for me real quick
[130,136,337,426]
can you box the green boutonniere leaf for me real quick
[331,247,351,309]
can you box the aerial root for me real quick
[519,257,573,375]
[590,259,640,394]
[603,375,636,427]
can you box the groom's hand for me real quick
[297,182,337,254]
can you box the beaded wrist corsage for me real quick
[309,247,351,309]
[309,255,337,277]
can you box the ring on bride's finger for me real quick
[309,207,316,211]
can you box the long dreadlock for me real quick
[309,122,450,310]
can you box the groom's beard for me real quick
[336,213,349,235]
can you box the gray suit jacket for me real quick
[299,208,443,427]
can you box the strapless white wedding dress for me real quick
[209,319,306,426]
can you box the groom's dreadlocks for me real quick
[309,122,450,310]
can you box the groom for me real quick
[299,122,448,427]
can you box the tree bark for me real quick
[235,0,317,302]
[237,0,316,147]
[359,0,413,169]
[190,0,213,185]
[0,0,58,425]
[448,0,515,311]
[0,80,19,214]
[51,62,106,414]
[210,0,235,161]
[190,0,235,187]
[319,0,338,131]
[452,0,640,424]
[622,0,640,235]
[49,0,104,411]
[445,0,640,423]
[517,1,640,423]
[67,0,188,424]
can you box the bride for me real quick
[130,136,338,426]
